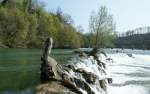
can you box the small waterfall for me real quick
[37,38,112,94]
[37,52,111,94]
[63,54,110,94]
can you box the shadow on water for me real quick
[0,48,73,94]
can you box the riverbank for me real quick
[0,42,8,48]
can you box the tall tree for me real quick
[89,6,116,48]
[0,0,82,48]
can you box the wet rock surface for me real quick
[37,38,111,94]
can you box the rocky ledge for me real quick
[36,38,112,94]
[0,42,8,48]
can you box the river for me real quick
[0,48,72,94]
[103,49,150,94]
[0,48,150,94]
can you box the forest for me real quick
[115,33,150,49]
[0,0,116,49]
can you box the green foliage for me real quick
[0,7,29,47]
[115,33,150,49]
[89,6,116,48]
[0,1,116,49]
[0,0,81,48]
[81,33,94,48]
[57,25,81,48]
[25,13,38,47]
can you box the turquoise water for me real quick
[0,48,73,94]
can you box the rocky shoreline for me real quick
[0,42,8,48]
[36,38,112,94]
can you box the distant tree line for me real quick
[118,26,150,37]
[115,29,150,49]
[0,0,116,49]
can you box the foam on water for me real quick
[66,54,109,94]
[54,50,150,94]
[108,85,149,94]
[104,52,150,94]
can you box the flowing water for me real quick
[0,48,150,94]
[102,49,150,94]
[0,48,72,94]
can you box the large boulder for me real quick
[37,38,112,94]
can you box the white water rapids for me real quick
[64,49,150,94]
[101,52,150,94]
[37,48,150,94]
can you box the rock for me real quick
[40,38,64,82]
[97,60,106,69]
[101,51,107,57]
[74,68,98,84]
[107,78,113,84]
[37,38,110,94]
[60,78,84,94]
[82,72,97,84]
[0,42,8,48]
[99,80,107,91]
[40,56,63,81]
[73,78,95,94]
[73,49,88,59]
[106,58,113,63]
[89,48,98,57]
[36,82,76,94]
[126,53,133,57]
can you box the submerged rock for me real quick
[37,38,111,94]
[126,53,133,58]
[99,80,107,91]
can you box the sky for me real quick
[42,0,150,33]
